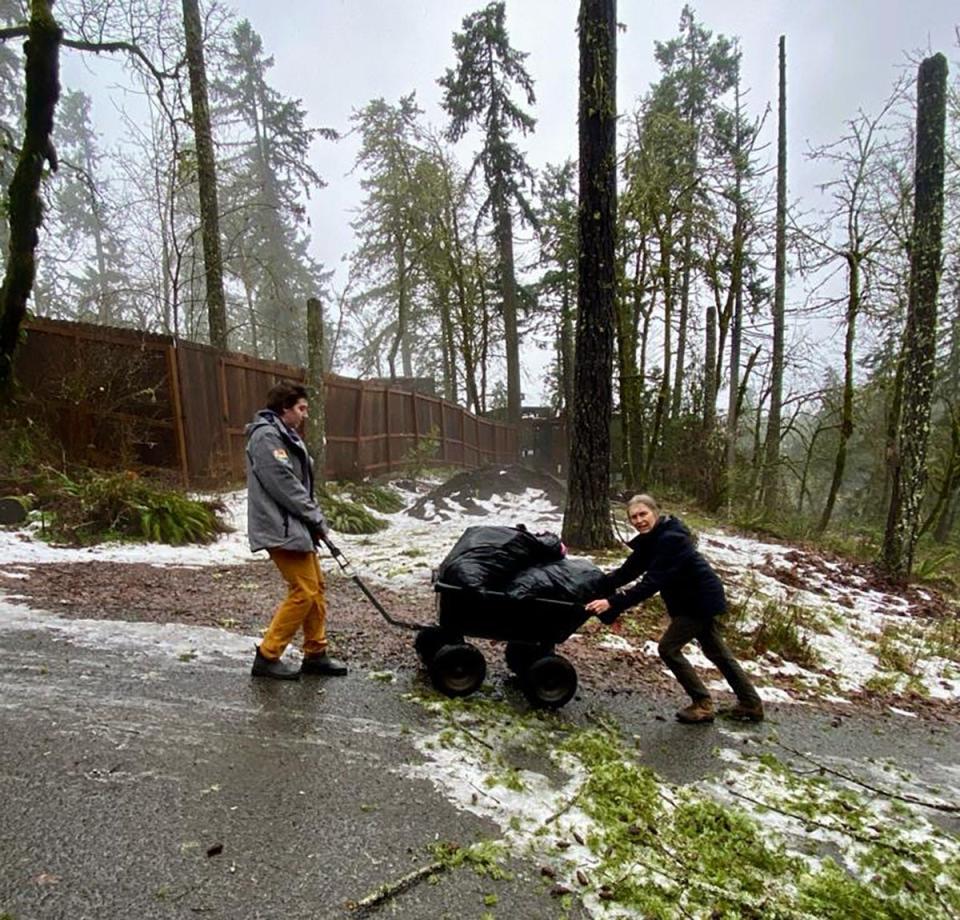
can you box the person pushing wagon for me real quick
[586,494,764,723]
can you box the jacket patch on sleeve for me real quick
[272,448,290,463]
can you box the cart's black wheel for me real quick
[414,627,449,666]
[504,640,548,675]
[523,654,577,709]
[429,643,486,698]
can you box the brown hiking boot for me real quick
[720,701,765,723]
[675,698,715,724]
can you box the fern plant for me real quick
[37,468,226,545]
[317,491,388,534]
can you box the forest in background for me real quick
[0,1,958,570]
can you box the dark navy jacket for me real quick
[601,515,726,620]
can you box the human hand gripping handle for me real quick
[319,532,344,558]
[586,598,619,625]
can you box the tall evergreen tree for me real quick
[563,0,617,549]
[45,90,132,325]
[439,0,537,424]
[653,6,738,422]
[215,19,333,363]
[349,94,427,381]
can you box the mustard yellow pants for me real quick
[258,549,328,660]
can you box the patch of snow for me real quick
[0,599,256,664]
[597,634,636,653]
[2,481,958,706]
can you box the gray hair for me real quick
[626,493,659,514]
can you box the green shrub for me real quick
[912,547,957,582]
[36,469,227,545]
[402,425,441,478]
[0,415,59,480]
[333,481,405,514]
[317,490,388,534]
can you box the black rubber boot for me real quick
[300,653,348,676]
[251,648,301,680]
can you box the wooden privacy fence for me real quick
[12,317,518,485]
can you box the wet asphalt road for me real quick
[1,600,958,920]
[0,604,597,920]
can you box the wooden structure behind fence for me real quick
[12,317,518,485]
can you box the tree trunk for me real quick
[797,424,828,516]
[182,0,227,350]
[761,34,787,514]
[0,0,61,393]
[563,0,617,549]
[80,129,111,324]
[473,239,491,413]
[725,81,745,489]
[387,235,409,381]
[671,216,693,419]
[880,53,948,579]
[646,220,673,479]
[494,195,522,424]
[933,482,960,543]
[703,304,717,432]
[617,248,644,490]
[817,253,859,534]
[560,278,576,415]
[306,297,326,486]
[921,412,960,539]
[450,233,481,411]
[438,284,457,403]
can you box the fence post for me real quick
[353,380,364,478]
[165,344,190,486]
[440,400,448,463]
[384,386,391,474]
[411,390,420,456]
[216,355,231,478]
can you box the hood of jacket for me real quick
[245,409,286,441]
[627,513,691,550]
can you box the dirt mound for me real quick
[406,464,566,520]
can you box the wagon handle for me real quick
[320,535,430,632]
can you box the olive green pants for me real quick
[658,615,761,705]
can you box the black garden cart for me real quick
[326,534,592,709]
[416,581,590,708]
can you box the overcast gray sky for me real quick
[221,0,956,274]
[58,1,958,397]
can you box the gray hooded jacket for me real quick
[245,410,328,553]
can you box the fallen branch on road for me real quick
[345,861,446,915]
[774,740,960,813]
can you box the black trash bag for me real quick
[504,557,609,602]
[436,525,565,590]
